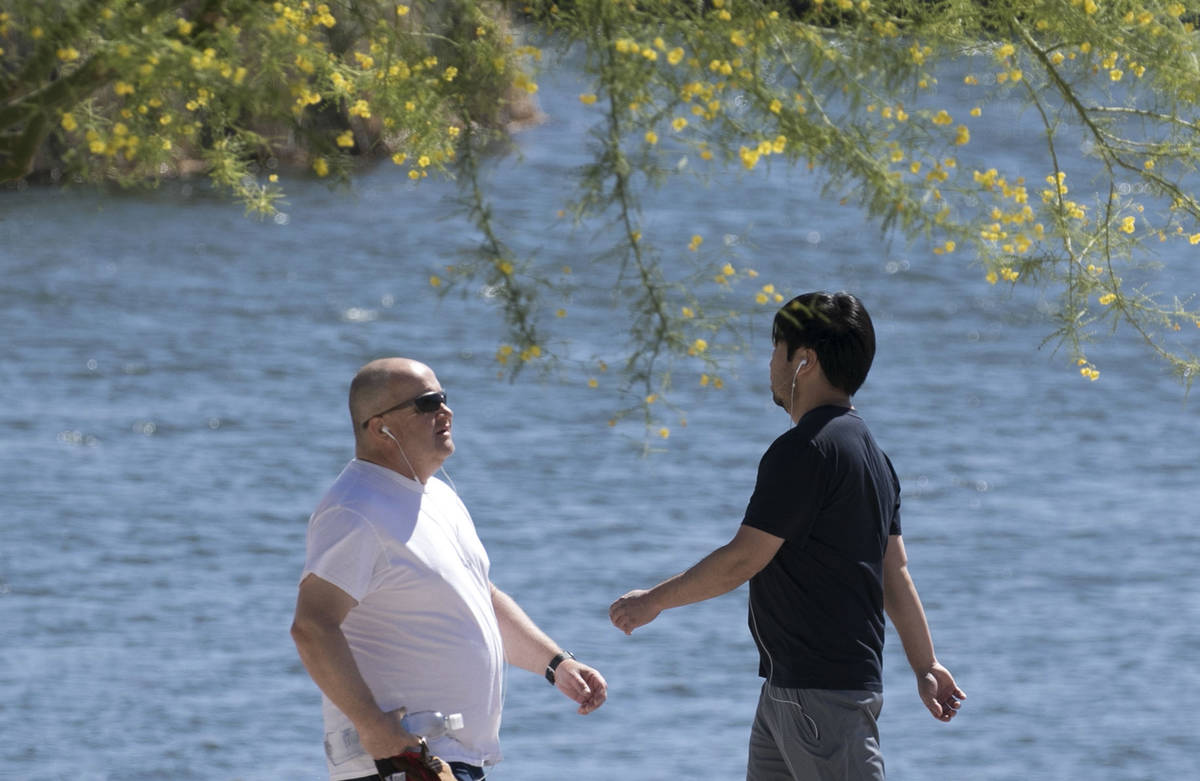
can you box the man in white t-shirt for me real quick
[292,357,607,781]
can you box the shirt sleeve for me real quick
[301,506,383,602]
[884,453,902,537]
[741,435,827,544]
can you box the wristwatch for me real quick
[545,650,575,685]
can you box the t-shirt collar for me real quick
[351,457,428,494]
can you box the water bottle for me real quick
[400,710,464,739]
[324,711,464,766]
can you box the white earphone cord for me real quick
[380,427,484,775]
[381,427,458,493]
[748,597,820,738]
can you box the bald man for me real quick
[292,358,606,781]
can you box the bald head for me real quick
[349,358,434,436]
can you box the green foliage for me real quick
[3,0,1199,433]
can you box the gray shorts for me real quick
[746,683,885,781]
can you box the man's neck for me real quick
[790,392,853,424]
[357,451,433,484]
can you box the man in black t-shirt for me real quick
[610,292,964,781]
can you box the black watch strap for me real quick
[545,650,575,685]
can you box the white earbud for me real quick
[788,357,810,426]
[381,425,393,436]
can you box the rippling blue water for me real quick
[2,55,1198,781]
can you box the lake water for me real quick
[1,52,1198,781]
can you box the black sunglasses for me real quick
[362,391,448,428]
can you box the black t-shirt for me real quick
[742,405,901,692]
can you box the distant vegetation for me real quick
[3,1,1198,429]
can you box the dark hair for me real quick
[772,291,876,396]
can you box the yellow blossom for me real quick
[1110,69,1124,82]
[955,125,970,145]
[932,110,953,126]
[588,378,599,388]
[688,235,703,251]
[556,309,567,318]
[57,47,81,62]
[313,157,329,177]
[1084,0,1098,14]
[986,271,999,285]
[672,117,688,131]
[667,47,684,65]
[700,374,711,386]
[579,93,597,105]
[721,263,735,276]
[681,306,695,318]
[658,427,670,439]
[60,114,78,132]
[396,4,410,15]
[1120,216,1136,234]
[691,338,708,354]
[336,131,355,148]
[429,275,442,287]
[1098,293,1117,305]
[644,130,658,145]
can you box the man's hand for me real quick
[356,708,421,759]
[917,662,965,722]
[609,589,661,635]
[555,659,608,714]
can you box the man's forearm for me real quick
[884,564,937,673]
[491,584,561,673]
[291,619,385,729]
[647,541,759,612]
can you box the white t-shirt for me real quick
[302,459,505,780]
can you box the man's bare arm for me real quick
[290,574,417,756]
[883,535,966,722]
[609,524,784,634]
